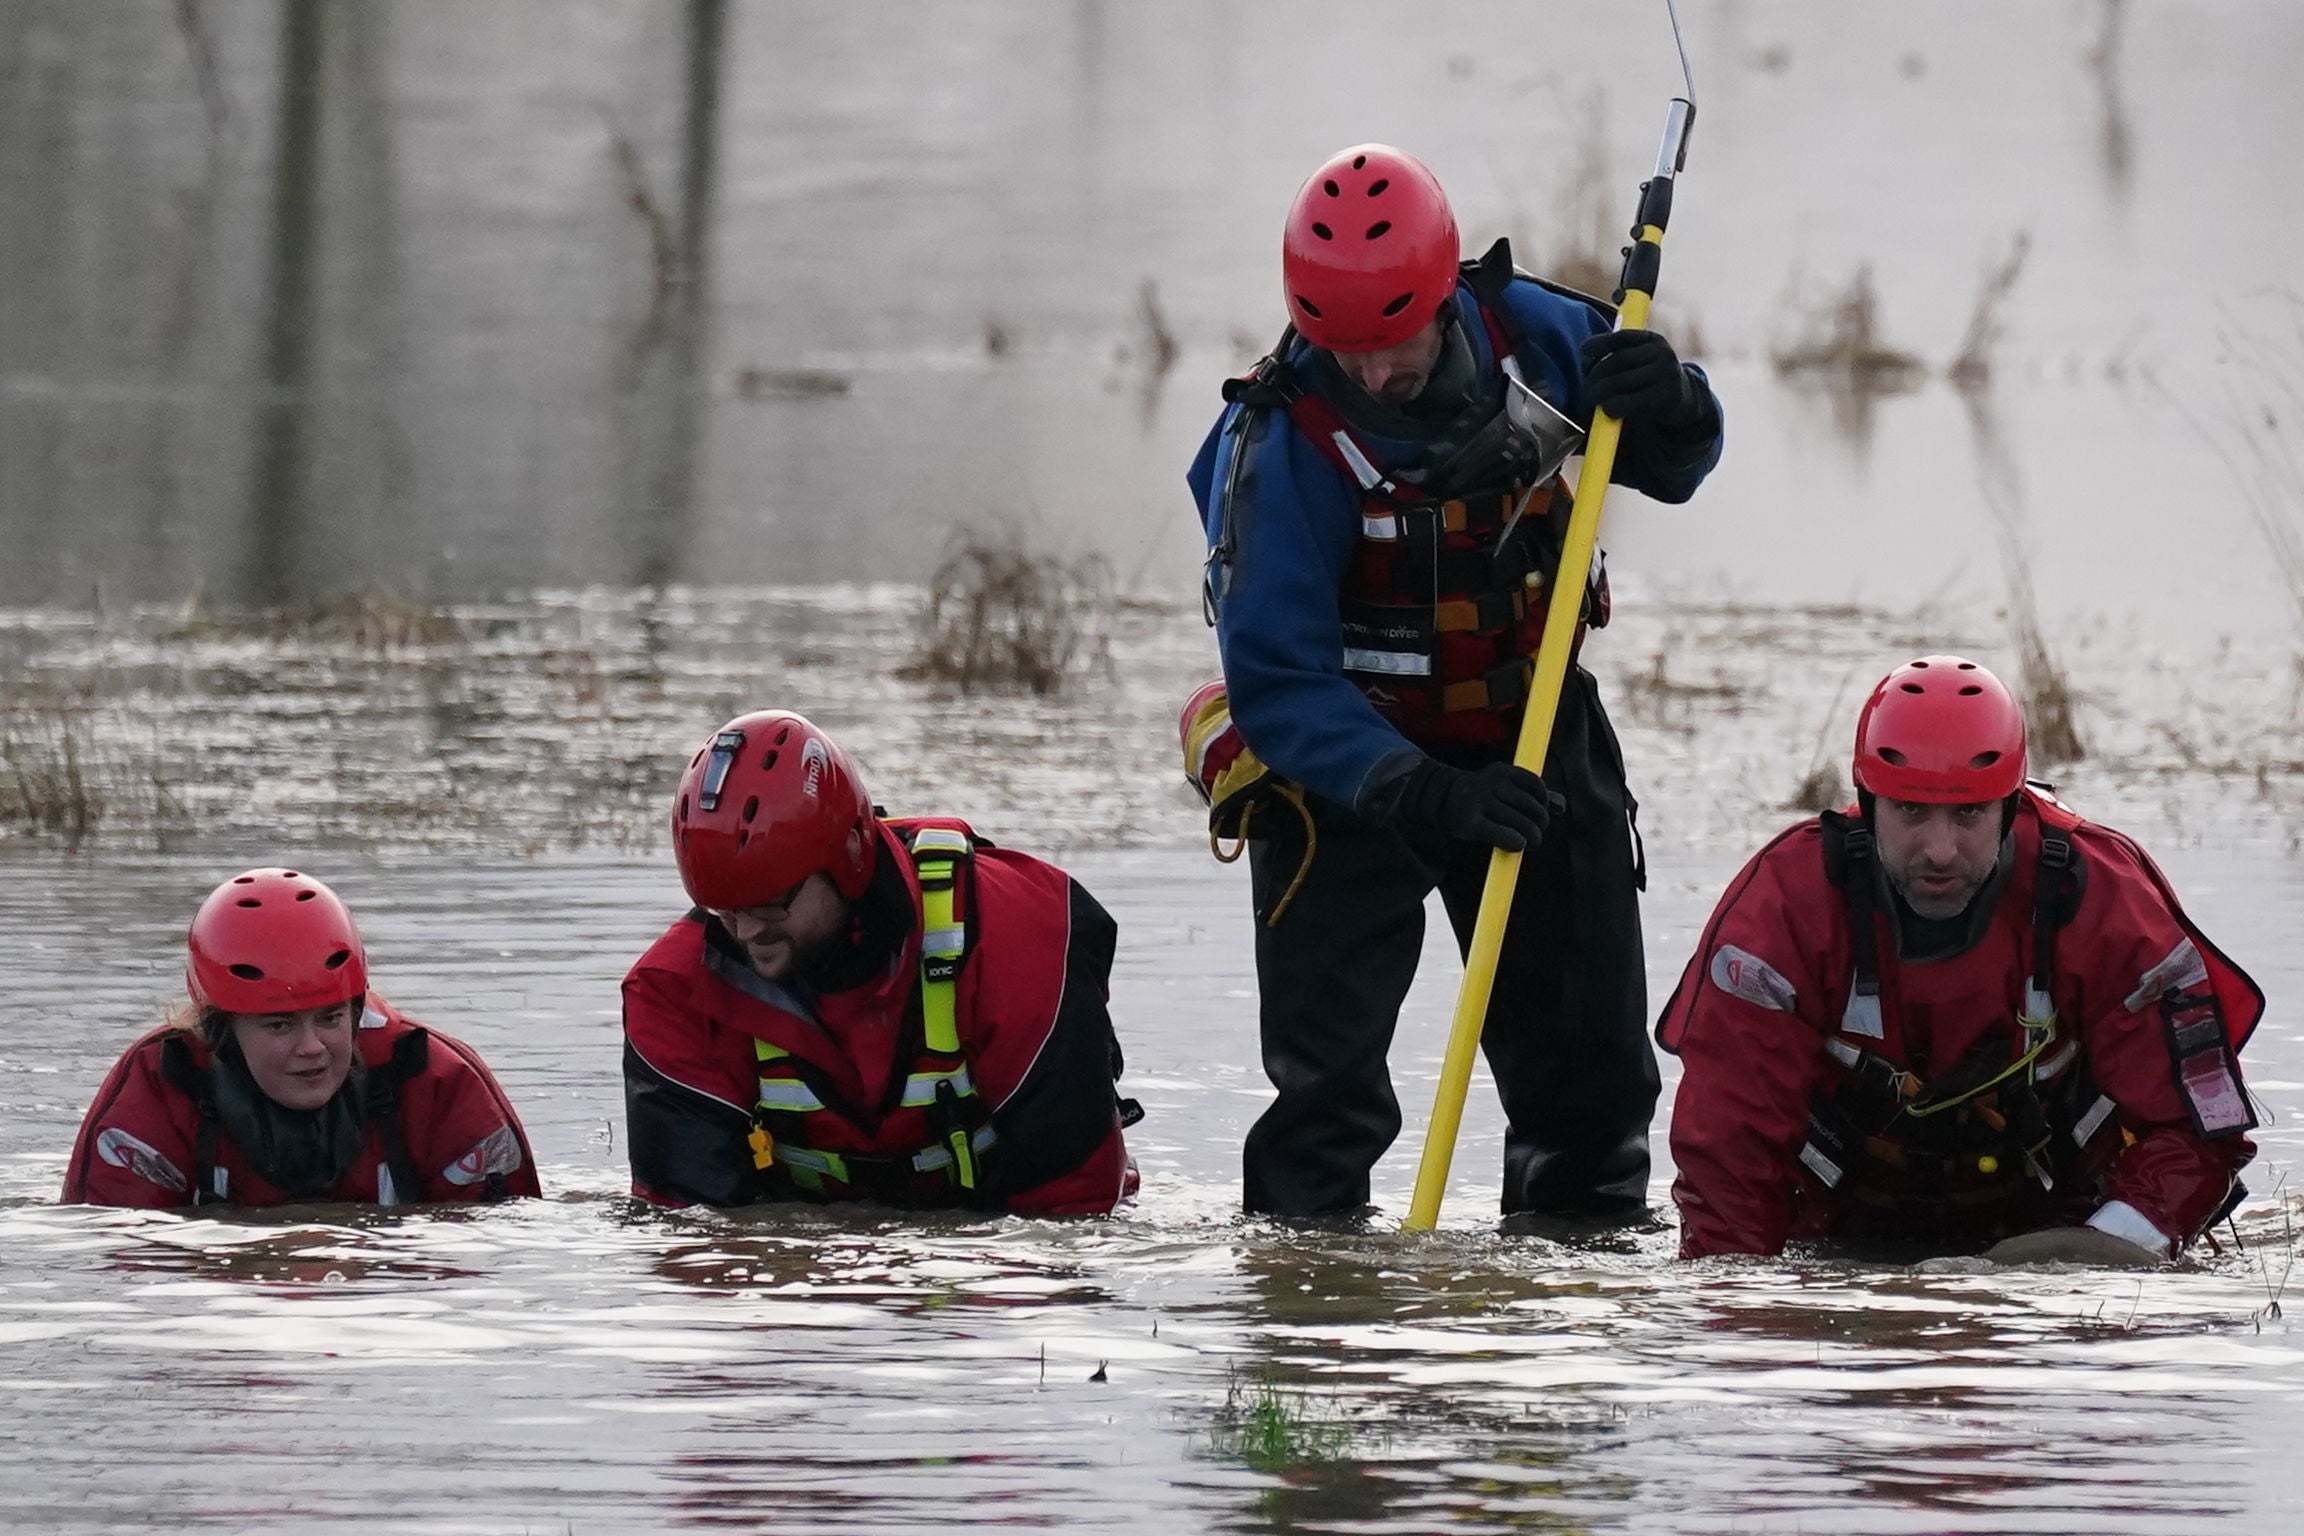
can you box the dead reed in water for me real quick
[2006,566,2086,764]
[1948,231,2033,392]
[0,686,183,846]
[168,586,467,649]
[1770,265,1929,390]
[900,527,1113,696]
[0,698,99,843]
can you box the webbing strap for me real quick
[753,1038,827,1111]
[912,1122,998,1174]
[910,827,971,1055]
[899,1064,974,1108]
[1839,821,1887,1038]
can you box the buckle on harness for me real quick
[1441,658,1532,714]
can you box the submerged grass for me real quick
[0,580,2296,856]
[167,585,468,649]
[1205,1368,1364,1472]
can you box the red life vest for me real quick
[1677,789,2261,1248]
[1252,268,1610,747]
[62,998,538,1208]
[646,818,1006,1208]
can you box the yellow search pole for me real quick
[1404,22,1697,1232]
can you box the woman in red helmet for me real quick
[620,710,1139,1215]
[63,868,539,1208]
[1658,657,2261,1263]
[1186,143,1725,1221]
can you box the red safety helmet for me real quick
[671,710,878,910]
[1852,655,2028,804]
[185,868,369,1015]
[1282,144,1461,354]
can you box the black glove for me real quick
[1578,329,1704,430]
[1378,760,1561,852]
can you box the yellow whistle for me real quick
[748,1125,776,1170]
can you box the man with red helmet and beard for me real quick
[620,711,1139,1214]
[1187,143,1723,1221]
[1659,657,2262,1264]
[64,868,538,1208]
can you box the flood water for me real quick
[8,0,2304,1531]
[4,842,2303,1533]
[6,0,2304,636]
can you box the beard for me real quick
[1885,853,1997,920]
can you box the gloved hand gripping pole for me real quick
[1404,11,1697,1232]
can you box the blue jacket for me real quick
[1187,273,1722,810]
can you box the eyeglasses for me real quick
[707,877,811,928]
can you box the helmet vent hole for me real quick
[1954,661,1976,670]
[1311,222,1333,241]
[229,963,265,981]
[1899,683,1924,694]
[764,749,779,771]
[1296,296,1324,318]
[1365,220,1392,239]
[1351,154,1367,170]
[677,795,689,820]
[1878,748,1908,766]
[280,872,299,880]
[232,875,256,885]
[236,898,262,909]
[1380,292,1414,317]
[773,726,791,745]
[1958,684,1982,695]
[741,796,760,823]
[1368,178,1389,196]
[323,949,351,971]
[1971,751,2002,769]
[295,890,316,901]
[736,830,750,850]
[1322,179,1339,197]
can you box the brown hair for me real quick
[167,1002,233,1050]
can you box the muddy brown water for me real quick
[3,840,2302,1533]
[6,1,2304,639]
[8,0,2304,1529]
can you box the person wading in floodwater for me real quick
[1184,143,1723,1223]
[620,710,1141,1213]
[1660,656,2262,1265]
[64,868,539,1208]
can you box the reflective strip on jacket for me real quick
[621,816,1137,1216]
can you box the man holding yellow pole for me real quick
[1184,143,1722,1222]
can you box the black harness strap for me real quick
[366,1029,429,1204]
[1832,813,1888,1037]
[1205,342,1301,627]
[160,1035,226,1205]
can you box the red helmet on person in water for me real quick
[1852,655,2029,804]
[185,868,369,1015]
[1282,144,1462,354]
[671,710,879,909]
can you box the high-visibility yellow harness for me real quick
[745,825,997,1200]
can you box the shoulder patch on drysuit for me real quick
[95,1127,188,1194]
[2125,937,2209,1014]
[1709,945,1798,1012]
[442,1123,526,1187]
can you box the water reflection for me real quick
[8,2,2304,632]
